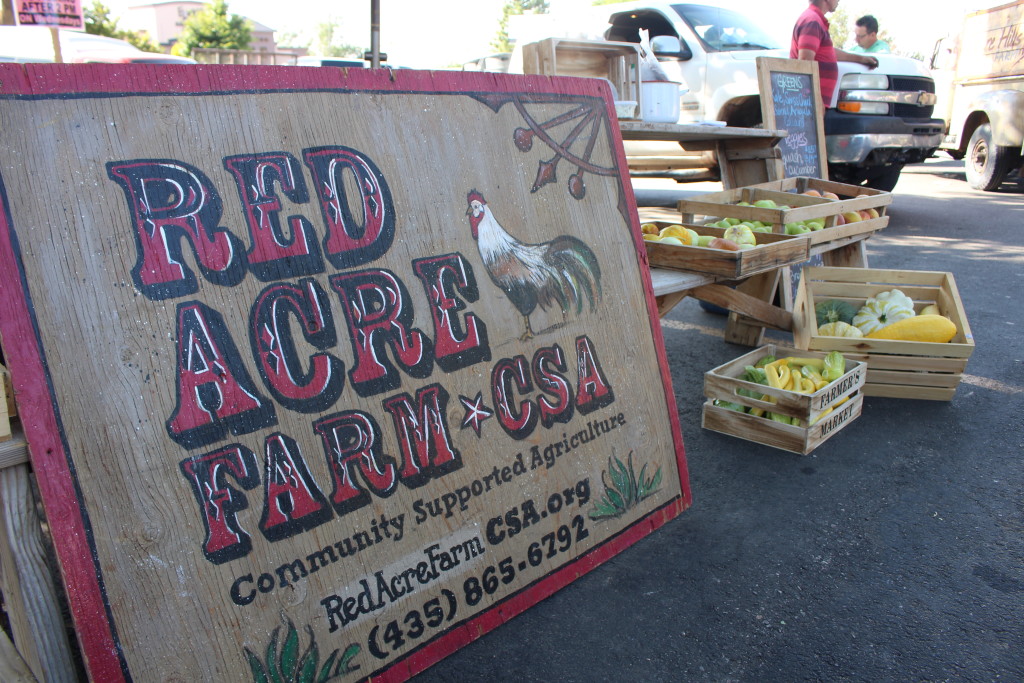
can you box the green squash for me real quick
[815,299,857,327]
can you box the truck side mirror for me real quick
[651,35,692,61]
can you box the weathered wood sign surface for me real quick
[0,64,690,681]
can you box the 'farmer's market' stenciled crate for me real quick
[702,343,866,455]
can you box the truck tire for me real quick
[966,123,1018,191]
[864,164,903,192]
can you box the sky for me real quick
[105,0,1005,69]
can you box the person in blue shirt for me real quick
[850,15,890,53]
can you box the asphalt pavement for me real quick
[417,158,1024,682]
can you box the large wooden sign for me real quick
[756,57,827,181]
[0,64,690,680]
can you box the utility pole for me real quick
[363,0,386,68]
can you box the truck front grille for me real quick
[891,77,935,93]
[890,78,935,118]
[894,103,936,118]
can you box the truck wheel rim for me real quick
[972,138,989,173]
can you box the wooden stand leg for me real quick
[723,269,781,346]
[822,240,868,267]
[0,451,78,683]
[655,291,690,318]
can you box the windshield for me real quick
[672,4,783,52]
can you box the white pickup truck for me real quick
[502,1,944,191]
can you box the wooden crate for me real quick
[792,267,975,400]
[643,221,809,279]
[701,343,866,455]
[522,38,642,118]
[678,177,891,249]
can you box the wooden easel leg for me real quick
[722,269,781,346]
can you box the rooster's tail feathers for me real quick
[543,237,602,315]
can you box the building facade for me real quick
[121,0,277,52]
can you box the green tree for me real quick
[172,0,252,57]
[828,6,851,51]
[491,0,549,53]
[313,20,363,57]
[84,1,158,52]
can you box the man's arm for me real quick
[797,48,816,61]
[836,48,879,69]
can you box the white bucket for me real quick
[641,81,682,123]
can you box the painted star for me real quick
[459,392,493,437]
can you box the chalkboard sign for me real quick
[756,57,828,181]
[755,58,829,307]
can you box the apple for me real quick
[696,235,717,247]
[684,227,701,244]
[642,233,661,241]
[785,222,811,235]
[724,217,742,226]
[866,208,880,219]
[802,189,822,197]
[822,191,840,200]
[834,213,847,226]
[805,219,825,230]
[858,210,872,220]
[753,199,778,209]
[641,222,660,235]
[842,211,863,223]
[659,236,685,246]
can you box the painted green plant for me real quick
[589,451,663,521]
[245,617,360,683]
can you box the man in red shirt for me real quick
[791,0,879,105]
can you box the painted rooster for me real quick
[466,190,602,340]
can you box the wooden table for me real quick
[621,122,874,346]
[618,121,786,190]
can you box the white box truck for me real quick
[931,0,1024,190]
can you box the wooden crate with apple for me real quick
[677,177,891,252]
[701,343,866,455]
[792,267,975,400]
[642,220,810,279]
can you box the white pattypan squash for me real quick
[853,289,915,334]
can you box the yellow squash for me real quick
[865,314,957,342]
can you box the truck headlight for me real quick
[839,73,889,90]
[837,101,890,115]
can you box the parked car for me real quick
[0,26,196,64]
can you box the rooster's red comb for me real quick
[467,190,486,205]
